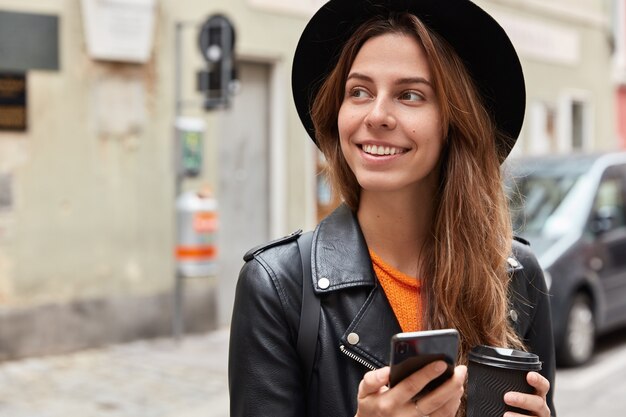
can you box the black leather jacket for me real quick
[229,204,556,416]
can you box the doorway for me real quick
[217,62,271,324]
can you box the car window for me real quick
[591,166,626,231]
[510,176,576,232]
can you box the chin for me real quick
[356,178,404,193]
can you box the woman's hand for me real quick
[503,371,551,417]
[355,361,467,417]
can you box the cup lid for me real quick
[469,345,542,371]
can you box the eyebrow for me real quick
[346,72,433,87]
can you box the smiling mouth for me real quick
[361,144,408,156]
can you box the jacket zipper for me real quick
[340,345,378,371]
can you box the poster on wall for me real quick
[0,11,59,72]
[0,73,27,131]
[80,0,156,63]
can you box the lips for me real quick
[361,144,408,156]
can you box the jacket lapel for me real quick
[340,286,402,368]
[311,204,402,368]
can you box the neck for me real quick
[357,189,436,277]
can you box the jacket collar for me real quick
[310,203,524,292]
[307,204,526,368]
[311,204,376,294]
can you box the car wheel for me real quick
[557,293,595,367]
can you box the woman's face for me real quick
[338,32,444,198]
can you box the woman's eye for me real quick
[349,88,371,99]
[400,91,423,102]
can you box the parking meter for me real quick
[174,116,205,178]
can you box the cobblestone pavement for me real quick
[0,328,230,417]
[3,325,623,416]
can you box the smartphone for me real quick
[389,329,459,399]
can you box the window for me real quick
[571,100,585,150]
[592,167,626,231]
[559,92,591,152]
[529,101,558,154]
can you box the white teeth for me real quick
[363,144,404,156]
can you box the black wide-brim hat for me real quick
[292,0,526,160]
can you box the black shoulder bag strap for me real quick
[296,231,320,390]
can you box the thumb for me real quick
[358,367,390,399]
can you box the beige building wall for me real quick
[0,0,315,308]
[0,0,318,358]
[480,0,615,155]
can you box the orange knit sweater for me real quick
[370,250,422,332]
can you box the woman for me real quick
[229,1,556,416]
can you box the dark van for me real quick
[505,152,626,367]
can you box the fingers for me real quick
[503,372,551,417]
[390,360,448,404]
[527,371,550,398]
[358,367,390,399]
[503,391,544,416]
[415,365,467,417]
[356,362,464,417]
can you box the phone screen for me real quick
[389,329,459,398]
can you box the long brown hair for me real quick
[311,14,524,363]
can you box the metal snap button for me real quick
[507,257,519,268]
[510,309,519,322]
[318,277,330,289]
[347,332,360,345]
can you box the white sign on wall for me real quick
[248,0,326,17]
[493,11,580,66]
[81,0,156,63]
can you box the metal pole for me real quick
[175,22,183,116]
[173,21,184,341]
[172,18,228,340]
[221,19,232,108]
[173,268,184,341]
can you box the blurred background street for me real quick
[556,329,626,416]
[2,0,626,416]
[0,328,230,417]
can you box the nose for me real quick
[364,98,396,130]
